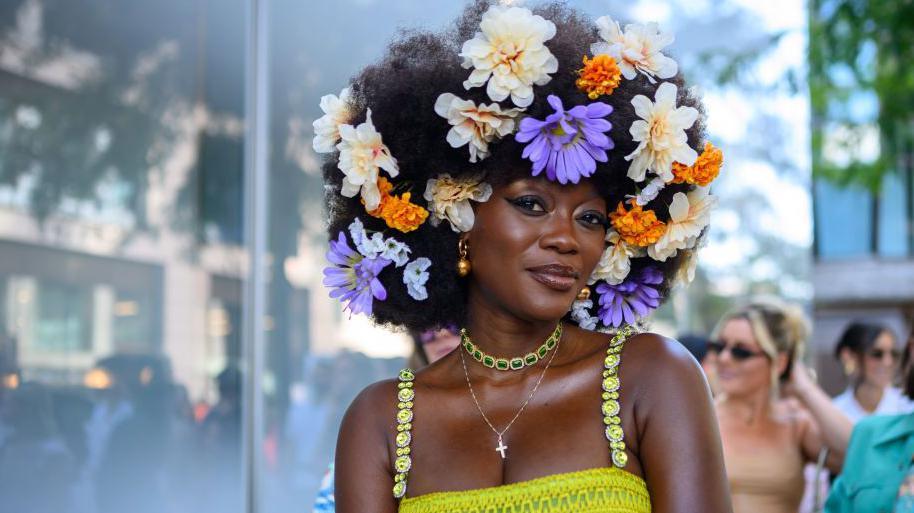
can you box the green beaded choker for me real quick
[460,322,563,371]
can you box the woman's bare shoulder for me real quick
[622,332,708,397]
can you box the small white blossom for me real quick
[625,82,699,183]
[590,16,677,83]
[589,231,644,285]
[460,5,558,107]
[403,257,432,301]
[434,93,522,163]
[634,176,667,206]
[423,174,493,232]
[381,237,411,267]
[571,299,599,331]
[357,232,387,259]
[336,109,399,211]
[312,87,352,153]
[648,187,716,262]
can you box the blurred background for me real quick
[0,0,910,512]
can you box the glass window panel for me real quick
[815,179,873,259]
[877,171,909,257]
[0,1,249,513]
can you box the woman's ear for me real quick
[838,347,858,376]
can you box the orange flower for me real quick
[365,177,429,233]
[672,142,723,186]
[610,199,666,246]
[576,54,622,100]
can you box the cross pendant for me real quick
[495,436,508,459]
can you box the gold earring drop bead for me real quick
[577,287,591,301]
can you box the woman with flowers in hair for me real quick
[710,299,852,513]
[317,1,731,511]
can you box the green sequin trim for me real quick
[393,368,416,500]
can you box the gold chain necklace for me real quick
[458,325,562,460]
[460,322,562,371]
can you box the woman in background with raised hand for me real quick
[712,299,851,513]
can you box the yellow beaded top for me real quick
[392,326,650,513]
[399,467,649,513]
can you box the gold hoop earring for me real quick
[457,238,471,277]
[576,286,591,301]
[843,361,856,376]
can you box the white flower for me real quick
[357,232,387,259]
[634,176,667,206]
[460,5,558,108]
[423,174,493,232]
[336,109,399,211]
[381,237,411,267]
[625,82,699,183]
[349,218,367,248]
[312,87,353,153]
[648,187,716,262]
[589,231,645,285]
[590,16,677,83]
[403,257,432,301]
[675,237,705,287]
[434,93,522,163]
[571,299,599,331]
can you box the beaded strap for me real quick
[393,368,416,499]
[602,325,635,469]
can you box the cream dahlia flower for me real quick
[336,109,399,211]
[648,187,715,262]
[460,5,558,108]
[312,87,353,153]
[625,81,699,183]
[590,231,645,285]
[423,174,492,233]
[590,16,677,83]
[434,93,522,163]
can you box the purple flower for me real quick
[323,231,392,316]
[514,95,614,184]
[595,267,663,327]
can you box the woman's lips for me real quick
[527,269,577,292]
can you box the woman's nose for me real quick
[539,213,579,254]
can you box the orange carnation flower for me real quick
[610,199,667,247]
[576,54,622,100]
[365,177,429,233]
[672,142,723,186]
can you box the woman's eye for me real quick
[510,196,546,212]
[579,212,609,227]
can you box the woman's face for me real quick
[861,330,899,389]
[467,177,608,323]
[422,329,460,363]
[715,318,773,398]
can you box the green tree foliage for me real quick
[809,0,914,190]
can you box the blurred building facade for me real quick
[812,177,914,393]
[809,0,914,394]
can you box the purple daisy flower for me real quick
[514,95,614,184]
[595,267,663,328]
[323,231,392,316]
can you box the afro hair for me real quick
[322,0,709,333]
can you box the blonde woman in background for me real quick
[711,299,852,513]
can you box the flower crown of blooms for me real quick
[316,4,724,327]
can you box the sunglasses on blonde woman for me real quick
[707,341,767,362]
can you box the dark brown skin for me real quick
[335,177,733,513]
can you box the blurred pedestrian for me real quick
[825,325,914,512]
[712,299,852,513]
[833,322,913,422]
[679,333,719,396]
[312,326,460,513]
